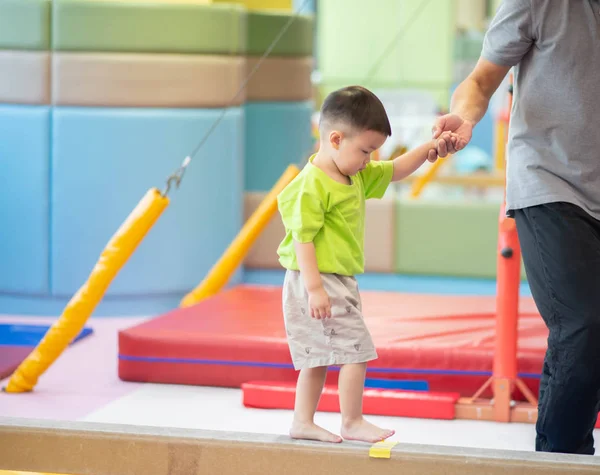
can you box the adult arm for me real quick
[428,0,535,160]
[428,59,510,160]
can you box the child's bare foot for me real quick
[341,417,395,443]
[290,420,343,443]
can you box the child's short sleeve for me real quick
[277,184,326,243]
[358,160,394,199]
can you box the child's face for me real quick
[330,128,388,176]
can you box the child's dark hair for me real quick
[319,86,392,137]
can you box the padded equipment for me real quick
[0,346,32,381]
[52,0,247,54]
[244,101,313,191]
[0,105,50,294]
[0,323,93,380]
[243,192,286,269]
[246,56,313,101]
[247,10,313,56]
[364,195,395,273]
[52,53,246,108]
[243,381,460,420]
[0,51,50,104]
[213,0,292,10]
[395,199,527,279]
[243,191,396,272]
[118,285,545,401]
[0,0,51,50]
[0,323,92,347]
[50,106,244,297]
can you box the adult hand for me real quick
[427,113,473,162]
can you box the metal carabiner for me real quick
[161,156,191,197]
[162,174,181,197]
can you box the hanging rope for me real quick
[161,0,313,197]
[363,0,434,83]
[162,0,435,197]
[179,0,439,307]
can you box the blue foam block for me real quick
[365,378,429,391]
[450,82,494,158]
[0,105,50,294]
[242,269,533,297]
[244,101,313,192]
[51,107,244,297]
[0,292,184,317]
[0,323,93,347]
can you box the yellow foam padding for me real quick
[51,53,246,108]
[246,56,313,101]
[369,440,399,459]
[180,164,299,307]
[92,0,212,2]
[213,0,292,10]
[0,51,50,105]
[4,188,169,393]
[243,191,396,273]
[409,156,448,199]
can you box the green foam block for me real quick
[394,199,527,279]
[0,0,51,50]
[247,10,313,56]
[52,0,247,54]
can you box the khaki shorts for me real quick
[282,270,378,370]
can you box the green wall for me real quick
[316,0,456,108]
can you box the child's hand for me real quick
[308,286,331,319]
[435,131,459,155]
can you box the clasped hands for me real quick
[427,113,473,163]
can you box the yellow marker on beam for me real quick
[369,440,399,459]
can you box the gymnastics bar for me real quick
[1,418,600,475]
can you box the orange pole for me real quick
[494,204,521,381]
[461,74,537,421]
[491,74,518,422]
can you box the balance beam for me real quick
[1,417,599,475]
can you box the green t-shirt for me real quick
[277,154,394,276]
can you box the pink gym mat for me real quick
[0,315,147,420]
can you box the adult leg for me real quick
[290,366,342,443]
[514,202,600,454]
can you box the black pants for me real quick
[514,202,600,455]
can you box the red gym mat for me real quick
[242,380,461,420]
[0,346,33,380]
[118,285,546,400]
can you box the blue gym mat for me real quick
[0,323,93,347]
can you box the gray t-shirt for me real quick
[481,0,600,218]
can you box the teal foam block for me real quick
[0,105,50,294]
[50,107,244,297]
[244,101,313,192]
